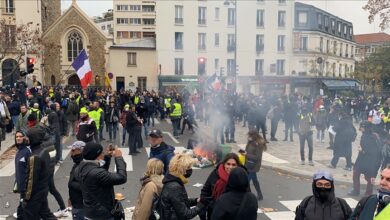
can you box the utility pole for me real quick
[24,40,28,84]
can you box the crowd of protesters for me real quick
[4,77,390,219]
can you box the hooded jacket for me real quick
[160,173,204,220]
[295,181,352,220]
[24,127,51,201]
[14,142,31,198]
[132,175,164,220]
[211,167,258,220]
[149,142,175,174]
[74,156,127,219]
[68,157,84,209]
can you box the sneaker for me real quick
[308,161,314,166]
[13,212,17,218]
[328,164,336,169]
[58,160,64,164]
[300,161,305,165]
[54,209,69,218]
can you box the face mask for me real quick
[377,189,390,206]
[71,154,83,164]
[316,187,332,202]
[98,159,106,167]
[184,168,193,178]
[80,115,88,120]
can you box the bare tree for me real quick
[364,0,390,30]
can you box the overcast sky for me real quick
[61,0,387,35]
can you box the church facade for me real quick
[42,1,112,87]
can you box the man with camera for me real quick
[75,142,127,220]
[349,165,390,219]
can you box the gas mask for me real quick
[377,189,390,207]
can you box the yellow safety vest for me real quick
[76,96,81,106]
[29,108,40,119]
[134,96,140,105]
[88,110,101,129]
[300,113,312,122]
[165,98,171,108]
[374,202,390,220]
[170,103,182,117]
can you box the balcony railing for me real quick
[175,18,183,24]
[198,19,206,25]
[1,7,15,14]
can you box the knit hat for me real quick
[27,113,37,122]
[83,142,103,160]
[68,141,86,151]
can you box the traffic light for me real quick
[198,57,206,75]
[27,57,35,74]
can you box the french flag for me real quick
[72,49,93,88]
[206,73,222,91]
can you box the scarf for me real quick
[212,164,229,199]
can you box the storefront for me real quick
[158,75,200,93]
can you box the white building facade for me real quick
[113,0,156,44]
[156,0,294,93]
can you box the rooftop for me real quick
[111,38,156,49]
[353,32,390,44]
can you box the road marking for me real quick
[237,144,289,164]
[265,211,296,220]
[54,149,71,174]
[115,148,133,172]
[163,131,179,144]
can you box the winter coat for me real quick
[245,140,264,173]
[199,164,223,219]
[354,132,382,177]
[211,167,258,220]
[160,174,204,220]
[295,182,352,220]
[65,100,79,122]
[315,110,328,130]
[76,118,97,143]
[132,175,164,220]
[15,112,30,134]
[149,142,175,174]
[8,100,20,116]
[48,110,60,134]
[74,156,127,219]
[14,144,31,198]
[57,110,67,136]
[298,113,315,136]
[68,162,83,209]
[333,118,356,157]
[105,106,120,124]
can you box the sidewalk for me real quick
[0,132,17,167]
[197,120,367,184]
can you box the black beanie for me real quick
[83,142,103,160]
[26,127,45,147]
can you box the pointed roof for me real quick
[42,1,111,40]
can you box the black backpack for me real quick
[295,195,349,220]
[149,192,164,220]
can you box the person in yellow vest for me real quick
[298,107,315,166]
[170,99,182,137]
[88,102,103,143]
[29,103,42,121]
[164,96,171,120]
[349,166,390,219]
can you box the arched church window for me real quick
[67,31,84,62]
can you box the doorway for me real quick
[116,77,125,91]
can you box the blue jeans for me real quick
[172,119,179,136]
[71,208,84,220]
[108,122,118,141]
[143,124,148,138]
[248,172,262,198]
[11,115,18,128]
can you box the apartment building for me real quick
[0,0,61,86]
[353,32,390,61]
[156,0,294,93]
[113,0,156,44]
[94,10,114,36]
[291,2,358,95]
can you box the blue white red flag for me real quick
[72,49,93,89]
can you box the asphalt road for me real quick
[0,119,362,220]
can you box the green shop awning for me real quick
[322,79,360,90]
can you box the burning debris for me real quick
[185,139,232,168]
